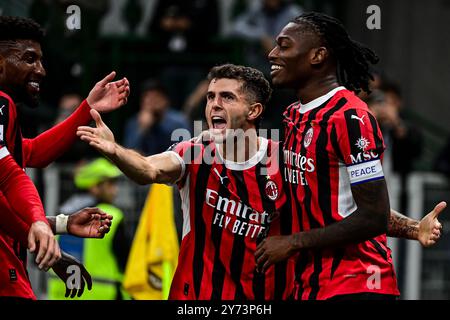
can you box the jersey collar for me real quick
[299,86,346,114]
[216,137,268,171]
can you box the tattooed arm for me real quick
[388,202,446,247]
[255,179,390,272]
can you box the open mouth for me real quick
[270,64,283,75]
[211,116,227,130]
[27,81,41,93]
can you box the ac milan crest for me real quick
[304,127,314,148]
[265,180,279,201]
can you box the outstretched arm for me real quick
[23,72,130,168]
[77,109,183,185]
[388,201,445,247]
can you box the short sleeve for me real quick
[333,108,386,185]
[165,141,199,187]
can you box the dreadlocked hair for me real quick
[0,16,44,54]
[293,12,379,94]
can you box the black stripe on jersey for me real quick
[308,251,322,300]
[330,124,344,161]
[344,109,363,157]
[283,110,308,300]
[369,239,388,261]
[253,151,278,300]
[291,101,328,300]
[294,249,308,300]
[0,97,9,147]
[210,165,229,300]
[193,162,212,298]
[316,98,347,226]
[301,104,325,230]
[306,98,347,300]
[229,170,248,300]
[283,105,313,300]
[330,248,345,280]
[368,113,384,152]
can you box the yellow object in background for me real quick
[123,184,179,299]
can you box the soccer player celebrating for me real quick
[78,64,296,300]
[0,16,129,299]
[255,12,445,300]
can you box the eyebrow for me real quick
[277,36,293,43]
[207,90,236,96]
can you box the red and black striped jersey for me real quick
[168,138,295,300]
[0,91,35,299]
[0,90,92,299]
[282,87,399,300]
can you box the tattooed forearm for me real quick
[387,210,419,240]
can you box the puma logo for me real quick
[213,168,228,185]
[351,114,366,125]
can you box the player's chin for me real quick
[270,76,286,89]
[24,93,40,108]
[209,128,226,143]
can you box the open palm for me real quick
[86,71,130,113]
[77,109,117,156]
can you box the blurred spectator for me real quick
[148,0,220,108]
[48,158,131,300]
[435,136,450,177]
[367,86,423,212]
[149,0,219,54]
[123,79,191,155]
[229,0,302,75]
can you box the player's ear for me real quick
[247,103,264,122]
[310,46,328,65]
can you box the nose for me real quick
[268,46,278,61]
[211,102,223,111]
[35,60,46,77]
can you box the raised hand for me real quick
[418,201,446,247]
[67,207,113,238]
[77,109,116,156]
[28,221,61,271]
[86,71,130,113]
[52,251,92,298]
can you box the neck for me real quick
[219,128,259,163]
[297,74,340,104]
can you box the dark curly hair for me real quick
[292,12,379,94]
[0,16,44,54]
[207,64,272,128]
[207,64,272,107]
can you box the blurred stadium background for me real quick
[0,0,449,299]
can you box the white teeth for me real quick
[271,65,282,71]
[212,116,224,121]
[29,82,40,89]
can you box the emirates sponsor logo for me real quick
[205,189,270,239]
[283,149,315,185]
